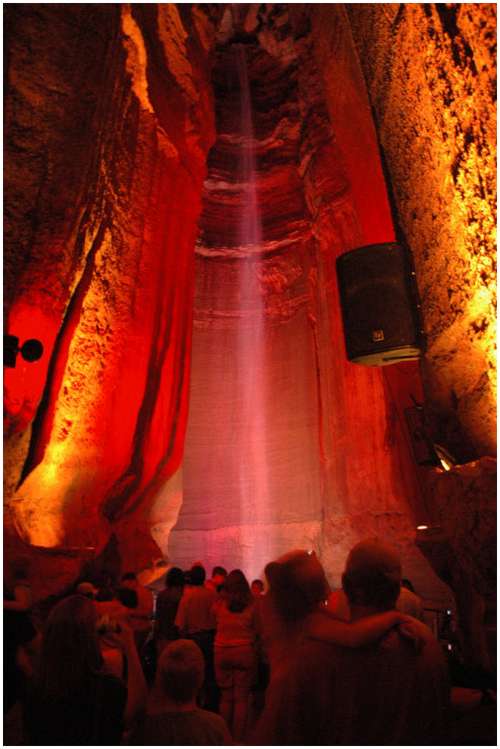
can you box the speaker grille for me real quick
[336,243,423,366]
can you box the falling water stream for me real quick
[236,45,270,563]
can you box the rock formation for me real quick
[347,3,496,461]
[4,2,496,653]
[4,4,221,592]
[169,5,450,600]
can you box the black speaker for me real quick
[336,242,423,366]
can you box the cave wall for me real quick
[345,2,497,461]
[168,5,452,603]
[4,4,220,594]
[294,5,432,592]
[341,3,496,661]
[3,4,495,611]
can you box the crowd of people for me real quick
[3,538,491,745]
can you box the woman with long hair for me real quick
[23,594,147,745]
[212,569,258,741]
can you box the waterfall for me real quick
[236,45,270,562]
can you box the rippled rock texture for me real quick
[169,5,450,601]
[347,3,496,461]
[4,4,220,592]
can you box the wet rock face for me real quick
[169,5,451,604]
[346,3,497,461]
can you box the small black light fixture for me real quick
[4,334,44,368]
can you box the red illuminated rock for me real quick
[170,5,450,606]
[4,4,220,586]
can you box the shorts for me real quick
[214,644,257,693]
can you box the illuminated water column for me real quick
[170,41,323,579]
[235,45,271,572]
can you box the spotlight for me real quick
[4,334,43,368]
[415,525,444,539]
[432,443,455,472]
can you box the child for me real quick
[130,639,231,745]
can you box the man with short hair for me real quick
[175,564,218,710]
[254,538,450,745]
[129,639,230,745]
[206,566,227,594]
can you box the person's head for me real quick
[265,549,329,622]
[120,572,138,589]
[166,566,185,589]
[76,581,98,599]
[155,639,204,705]
[116,586,138,609]
[211,566,227,587]
[223,569,252,612]
[6,556,30,587]
[38,594,102,698]
[189,564,206,586]
[342,538,402,612]
[251,579,264,597]
[401,578,415,593]
[95,585,115,602]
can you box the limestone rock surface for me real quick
[347,3,496,460]
[4,4,220,590]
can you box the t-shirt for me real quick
[213,600,257,647]
[23,671,127,745]
[130,707,231,745]
[175,586,217,634]
[155,586,183,640]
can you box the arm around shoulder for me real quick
[307,608,402,647]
